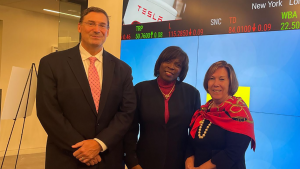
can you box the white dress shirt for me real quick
[79,43,107,152]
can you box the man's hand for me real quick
[72,139,102,163]
[85,155,102,166]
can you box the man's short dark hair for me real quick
[79,6,109,28]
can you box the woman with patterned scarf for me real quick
[185,61,256,169]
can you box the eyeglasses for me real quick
[83,21,108,29]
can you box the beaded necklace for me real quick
[198,101,213,139]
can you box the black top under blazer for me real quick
[36,44,136,169]
[124,79,200,169]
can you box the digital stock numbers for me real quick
[229,17,272,33]
[281,11,299,30]
[135,25,163,39]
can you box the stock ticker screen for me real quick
[120,0,300,168]
[121,0,300,39]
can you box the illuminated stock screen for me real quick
[120,0,300,168]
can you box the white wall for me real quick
[0,20,2,80]
[0,5,59,156]
[58,16,80,51]
[58,1,80,51]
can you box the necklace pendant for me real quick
[158,83,175,100]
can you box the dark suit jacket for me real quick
[124,79,200,169]
[36,44,136,169]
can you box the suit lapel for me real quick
[67,45,97,116]
[97,50,115,119]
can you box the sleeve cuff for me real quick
[94,138,107,152]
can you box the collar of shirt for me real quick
[79,43,103,62]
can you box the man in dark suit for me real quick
[36,7,136,169]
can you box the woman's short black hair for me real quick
[154,46,189,82]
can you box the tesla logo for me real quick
[137,5,163,21]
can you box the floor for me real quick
[0,153,45,169]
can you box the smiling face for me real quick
[208,67,230,105]
[78,12,109,51]
[159,58,182,82]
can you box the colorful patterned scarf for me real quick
[190,96,256,151]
